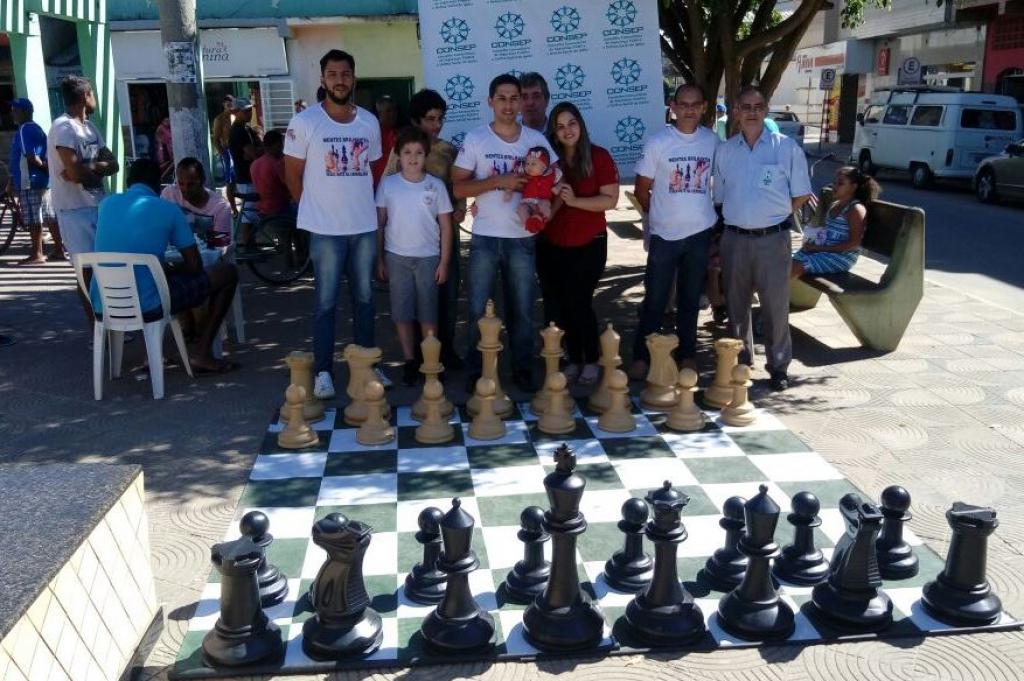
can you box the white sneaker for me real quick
[373,365,393,389]
[313,371,336,400]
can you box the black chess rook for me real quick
[302,513,384,659]
[810,494,893,632]
[420,498,496,653]
[522,444,605,652]
[922,502,1003,626]
[603,497,654,593]
[404,507,447,605]
[716,485,795,641]
[239,510,289,607]
[202,536,283,668]
[773,492,829,586]
[701,496,748,591]
[624,482,706,646]
[876,485,919,580]
[502,506,551,604]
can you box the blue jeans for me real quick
[466,233,538,375]
[309,230,376,375]
[632,229,712,363]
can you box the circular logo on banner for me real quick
[611,57,641,85]
[615,116,645,143]
[440,17,470,45]
[550,6,582,34]
[445,75,475,102]
[555,64,586,91]
[495,12,525,39]
[606,0,637,27]
[450,131,467,151]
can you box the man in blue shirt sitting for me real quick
[92,158,240,374]
[9,98,64,264]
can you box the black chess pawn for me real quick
[773,492,830,586]
[922,502,1003,626]
[603,498,654,593]
[716,485,795,641]
[421,498,496,652]
[522,444,605,652]
[202,536,283,667]
[624,481,706,646]
[701,496,748,591]
[239,511,289,607]
[302,513,383,659]
[404,507,447,604]
[503,506,551,604]
[876,485,919,580]
[810,494,893,632]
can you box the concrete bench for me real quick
[790,199,925,352]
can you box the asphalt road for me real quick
[810,155,1024,312]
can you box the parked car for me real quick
[974,139,1024,204]
[853,88,1022,189]
[768,110,805,148]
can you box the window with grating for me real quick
[993,17,1024,51]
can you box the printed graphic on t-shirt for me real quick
[422,183,438,208]
[486,153,524,178]
[323,137,370,177]
[667,156,711,194]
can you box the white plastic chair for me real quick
[74,253,193,400]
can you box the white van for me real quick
[852,88,1023,188]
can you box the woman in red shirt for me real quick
[540,102,620,385]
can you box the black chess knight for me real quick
[302,513,383,659]
[810,494,893,632]
[522,444,605,652]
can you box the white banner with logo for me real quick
[417,0,665,177]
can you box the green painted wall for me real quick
[107,0,417,21]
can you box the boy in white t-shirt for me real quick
[451,74,558,392]
[629,83,719,380]
[376,128,453,386]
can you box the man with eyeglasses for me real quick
[628,83,719,380]
[713,85,812,391]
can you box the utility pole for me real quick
[158,0,211,181]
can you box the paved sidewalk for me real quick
[0,192,1022,681]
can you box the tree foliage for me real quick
[659,0,889,119]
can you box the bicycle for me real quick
[0,190,28,257]
[231,191,312,285]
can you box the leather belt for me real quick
[724,220,791,237]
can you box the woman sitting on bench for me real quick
[791,166,880,279]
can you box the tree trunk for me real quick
[158,0,211,181]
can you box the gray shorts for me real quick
[57,206,98,256]
[385,252,439,324]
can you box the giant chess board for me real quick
[172,397,1021,678]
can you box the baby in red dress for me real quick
[515,147,560,233]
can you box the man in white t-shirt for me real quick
[284,49,384,399]
[628,84,719,380]
[48,75,120,324]
[452,74,558,392]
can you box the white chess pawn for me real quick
[597,369,635,433]
[469,377,506,441]
[415,379,455,444]
[538,372,575,435]
[278,385,320,449]
[357,380,395,445]
[720,364,756,427]
[666,368,706,432]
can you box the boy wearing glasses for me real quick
[713,85,812,392]
[629,83,719,380]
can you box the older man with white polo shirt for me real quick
[714,85,812,391]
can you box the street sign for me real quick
[819,68,837,91]
[898,57,923,85]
